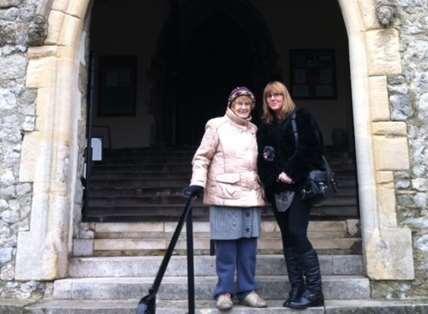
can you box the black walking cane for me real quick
[136,196,195,314]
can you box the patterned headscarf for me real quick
[227,86,256,108]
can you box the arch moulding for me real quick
[14,0,414,281]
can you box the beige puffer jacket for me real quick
[190,108,266,207]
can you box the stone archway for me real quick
[15,0,414,281]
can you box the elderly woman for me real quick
[184,87,267,311]
[256,81,324,310]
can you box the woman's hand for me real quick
[183,185,204,198]
[277,172,294,184]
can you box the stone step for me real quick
[88,173,356,182]
[87,178,357,189]
[23,299,428,314]
[95,230,349,241]
[68,255,363,278]
[87,196,357,208]
[100,152,353,162]
[92,157,355,166]
[89,168,357,176]
[88,188,358,198]
[86,178,357,190]
[83,210,359,223]
[52,275,370,300]
[24,299,321,313]
[98,153,354,162]
[74,220,361,255]
[92,230,350,240]
[89,237,361,255]
[83,207,359,223]
[92,164,193,172]
[92,163,356,173]
[86,220,358,234]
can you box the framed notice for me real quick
[290,49,337,99]
[97,55,137,116]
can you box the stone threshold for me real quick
[2,299,428,313]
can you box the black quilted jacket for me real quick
[256,108,324,199]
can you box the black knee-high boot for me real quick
[283,248,305,307]
[288,249,324,309]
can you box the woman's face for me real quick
[231,96,253,119]
[266,90,284,113]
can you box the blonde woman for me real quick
[256,81,324,310]
[184,87,267,311]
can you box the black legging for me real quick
[272,194,313,254]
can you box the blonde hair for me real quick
[262,81,296,123]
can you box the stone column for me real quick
[339,0,414,280]
[15,0,90,280]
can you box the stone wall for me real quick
[0,0,46,298]
[372,0,428,298]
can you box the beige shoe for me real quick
[216,293,233,311]
[240,291,267,308]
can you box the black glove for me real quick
[183,185,204,198]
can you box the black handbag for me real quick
[290,113,337,204]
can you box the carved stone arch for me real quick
[15,0,414,281]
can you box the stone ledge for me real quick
[325,299,428,313]
[4,298,428,313]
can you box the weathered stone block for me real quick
[372,121,407,136]
[366,29,402,75]
[52,0,91,19]
[375,171,397,227]
[0,89,17,110]
[413,178,427,191]
[25,57,56,88]
[45,10,64,45]
[0,0,21,8]
[369,76,391,121]
[390,94,413,120]
[19,131,40,182]
[357,0,381,30]
[72,239,93,256]
[0,21,17,46]
[366,227,415,280]
[0,247,13,264]
[374,136,410,170]
[0,54,26,81]
[27,46,58,59]
[46,11,83,47]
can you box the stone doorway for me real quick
[15,0,414,283]
[83,0,359,223]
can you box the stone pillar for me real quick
[15,0,90,280]
[339,0,414,280]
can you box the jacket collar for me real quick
[225,108,251,127]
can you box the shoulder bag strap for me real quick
[291,111,299,146]
[292,112,334,183]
